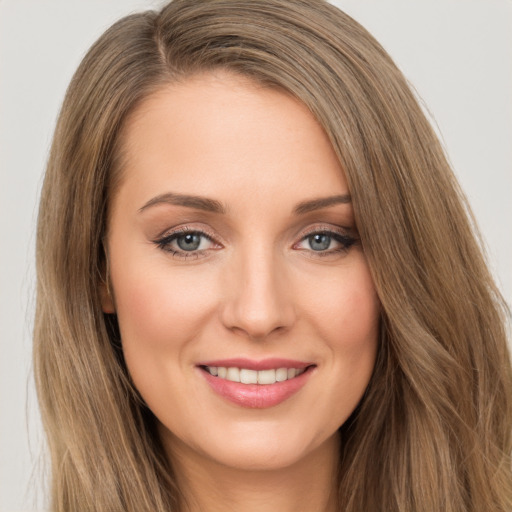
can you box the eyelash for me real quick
[153,225,357,260]
[153,227,219,260]
[294,227,357,257]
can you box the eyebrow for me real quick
[293,194,351,214]
[139,192,226,214]
[138,192,351,215]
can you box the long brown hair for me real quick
[34,1,512,510]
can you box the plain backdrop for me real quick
[1,1,510,510]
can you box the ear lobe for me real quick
[100,280,116,314]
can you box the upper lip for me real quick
[196,358,314,371]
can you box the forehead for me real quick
[113,71,348,212]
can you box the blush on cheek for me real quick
[312,279,379,341]
[114,268,220,353]
[341,266,380,326]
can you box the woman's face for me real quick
[103,72,380,472]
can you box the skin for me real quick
[102,72,380,512]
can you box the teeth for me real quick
[276,368,288,382]
[258,369,275,385]
[226,367,240,382]
[240,369,258,384]
[205,366,306,384]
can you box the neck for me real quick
[165,433,340,512]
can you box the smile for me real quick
[203,366,307,384]
[198,359,315,408]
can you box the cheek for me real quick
[303,260,380,348]
[109,256,224,416]
[333,282,379,353]
[300,259,380,408]
[110,257,220,360]
[331,269,379,370]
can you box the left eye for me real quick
[306,233,334,251]
[296,231,356,253]
[175,233,205,251]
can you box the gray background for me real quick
[1,1,510,510]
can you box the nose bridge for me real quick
[221,243,294,339]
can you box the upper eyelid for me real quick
[293,224,357,248]
[153,222,355,245]
[154,228,220,258]
[152,228,220,257]
[296,223,354,239]
[155,224,219,242]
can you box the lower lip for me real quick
[199,367,314,408]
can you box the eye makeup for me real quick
[152,222,358,261]
[153,226,222,260]
[292,224,358,259]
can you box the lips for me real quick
[197,358,315,408]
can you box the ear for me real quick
[100,280,116,314]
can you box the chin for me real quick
[161,417,340,473]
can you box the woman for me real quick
[34,0,512,510]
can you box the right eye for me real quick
[154,229,219,258]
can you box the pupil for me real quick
[177,233,201,251]
[309,234,330,251]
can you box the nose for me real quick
[220,248,296,341]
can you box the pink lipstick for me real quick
[197,358,315,408]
